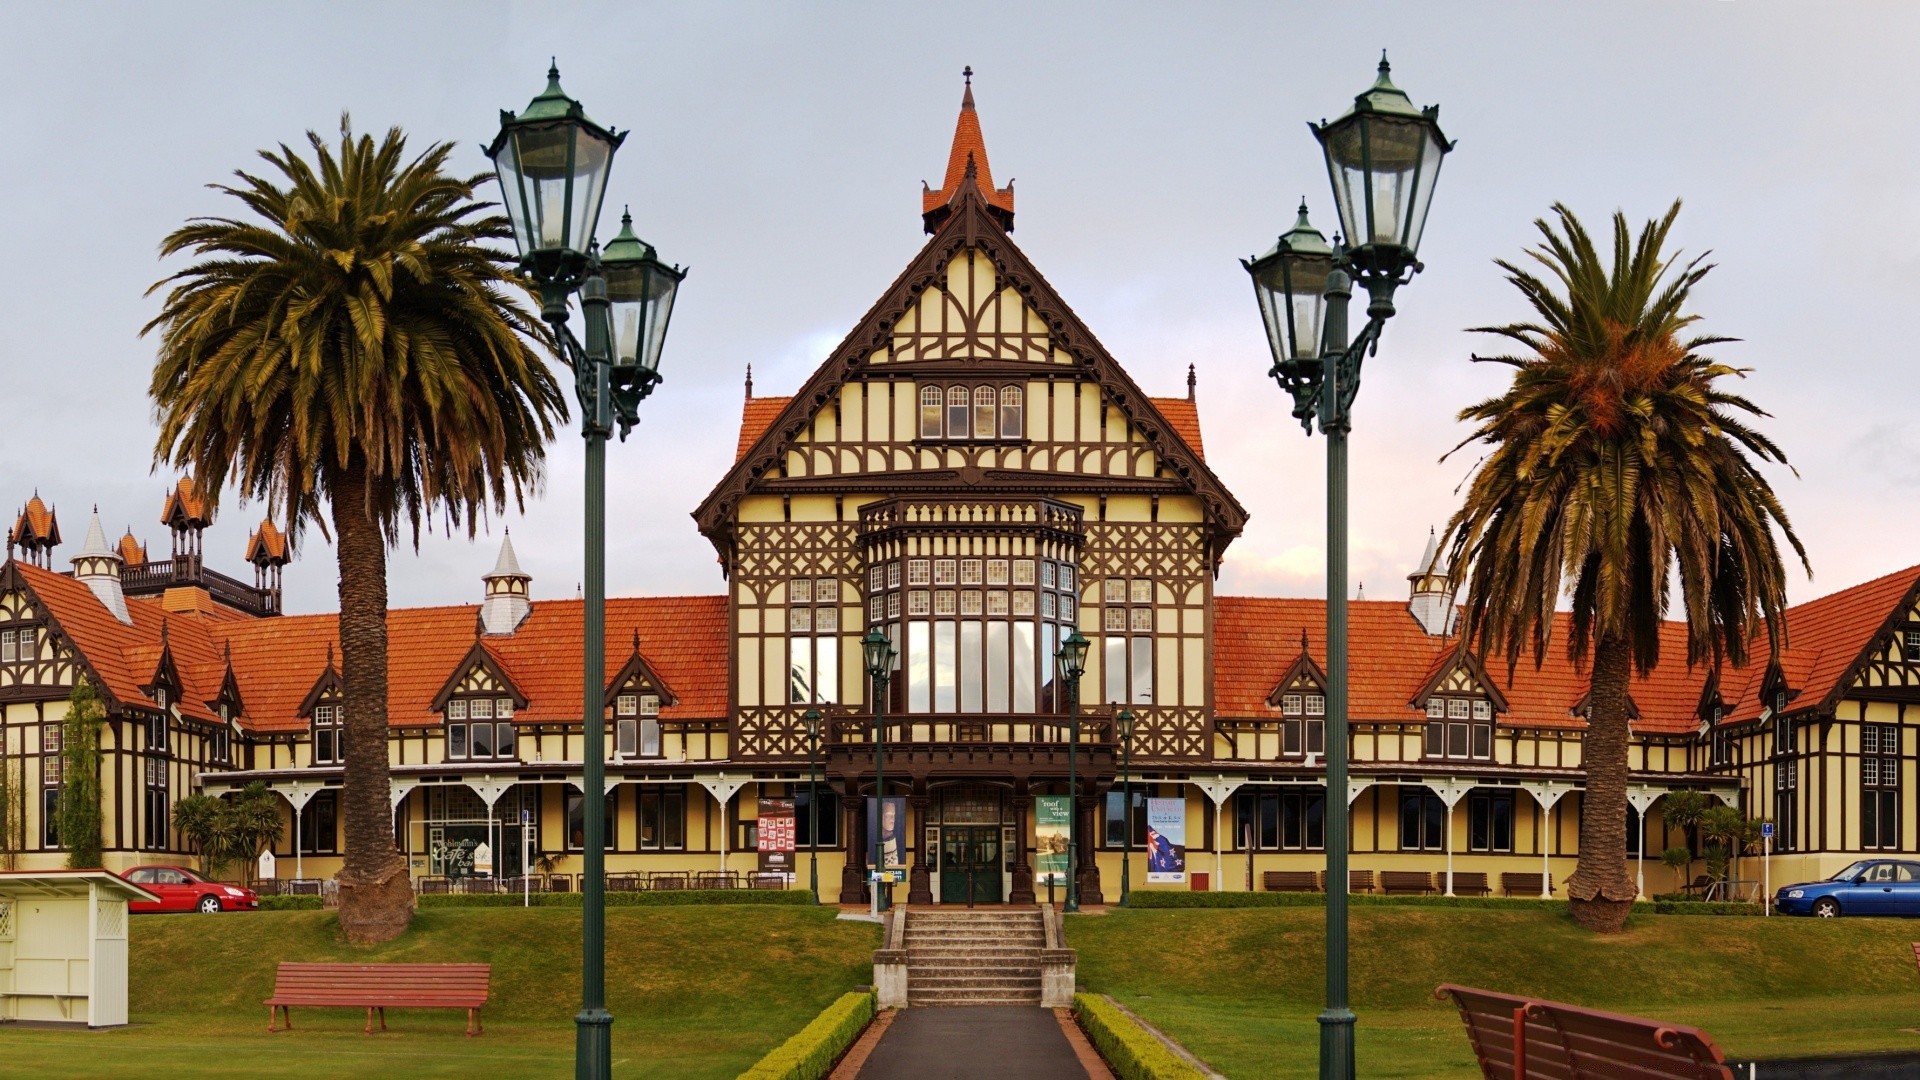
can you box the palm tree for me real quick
[145,119,565,943]
[1439,202,1806,933]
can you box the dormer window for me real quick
[1424,696,1493,760]
[312,704,344,765]
[446,697,515,761]
[614,692,663,758]
[1279,692,1325,756]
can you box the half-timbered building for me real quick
[4,78,1917,901]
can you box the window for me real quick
[1468,792,1513,853]
[880,551,1077,715]
[615,693,663,758]
[1864,723,1900,850]
[1424,698,1492,760]
[147,713,168,751]
[1,629,12,662]
[312,703,344,765]
[298,790,338,854]
[1103,577,1153,706]
[915,385,1027,440]
[1103,789,1150,848]
[1234,788,1325,851]
[143,757,169,850]
[789,578,841,704]
[973,386,996,438]
[1279,691,1325,756]
[1906,630,1920,663]
[1774,757,1797,853]
[636,787,686,850]
[445,699,515,760]
[795,789,840,847]
[920,387,943,437]
[946,387,969,436]
[566,791,618,851]
[1400,791,1446,851]
[999,386,1023,438]
[42,787,59,848]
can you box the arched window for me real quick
[946,387,970,437]
[999,385,1024,438]
[920,386,943,438]
[973,386,997,438]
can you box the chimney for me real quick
[480,531,532,635]
[1407,527,1455,636]
[72,508,132,624]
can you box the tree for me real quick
[57,680,106,869]
[1660,846,1692,893]
[222,783,287,888]
[1440,202,1806,933]
[173,794,227,877]
[1659,789,1711,884]
[145,119,565,943]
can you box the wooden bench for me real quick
[1381,871,1434,895]
[1349,870,1375,894]
[265,962,490,1037]
[1435,983,1732,1079]
[1500,872,1551,897]
[1263,870,1322,892]
[1452,872,1492,897]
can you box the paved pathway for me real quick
[852,1006,1102,1079]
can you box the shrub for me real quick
[419,888,814,909]
[737,990,875,1080]
[1123,891,1570,913]
[1074,993,1208,1080]
[259,894,324,911]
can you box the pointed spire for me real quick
[1417,526,1439,576]
[326,641,335,668]
[80,507,112,558]
[1187,363,1197,402]
[745,364,754,400]
[1408,525,1457,636]
[481,530,532,635]
[489,529,527,579]
[1355,581,1366,601]
[72,507,130,624]
[922,66,1015,233]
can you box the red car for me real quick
[121,866,259,913]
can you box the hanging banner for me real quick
[867,796,908,870]
[1146,797,1186,883]
[758,797,796,873]
[1034,796,1071,886]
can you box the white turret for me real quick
[1407,527,1455,637]
[72,508,131,624]
[480,531,532,635]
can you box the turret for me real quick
[12,493,61,569]
[72,508,131,624]
[161,477,212,580]
[244,519,291,615]
[480,531,532,635]
[1407,527,1456,636]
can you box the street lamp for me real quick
[1241,54,1451,1080]
[1055,629,1090,913]
[804,708,822,905]
[1116,708,1135,907]
[862,627,896,917]
[486,63,685,1080]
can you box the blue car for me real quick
[1775,859,1920,917]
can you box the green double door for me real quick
[939,826,1004,904]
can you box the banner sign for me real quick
[1034,796,1071,885]
[867,796,908,870]
[1146,797,1186,883]
[759,797,796,872]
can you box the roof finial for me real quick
[326,641,335,667]
[1301,628,1309,652]
[632,628,641,653]
[1356,581,1366,601]
[745,363,754,400]
[964,65,972,87]
[1187,363,1197,401]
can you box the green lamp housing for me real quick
[803,708,822,742]
[1243,201,1335,367]
[1310,55,1452,284]
[1116,707,1135,745]
[863,627,897,681]
[487,63,625,284]
[1056,629,1091,683]
[599,207,687,379]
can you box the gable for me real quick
[696,187,1244,567]
[1837,573,1920,702]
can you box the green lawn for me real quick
[1069,907,1920,1078]
[0,905,879,1079]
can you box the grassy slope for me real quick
[1070,907,1920,1078]
[0,906,878,1080]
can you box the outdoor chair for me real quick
[694,871,738,889]
[1349,870,1375,894]
[750,872,787,890]
[418,876,452,895]
[649,871,690,891]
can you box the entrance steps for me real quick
[901,909,1047,1006]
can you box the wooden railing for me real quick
[121,558,278,615]
[828,712,1114,748]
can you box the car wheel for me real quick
[197,895,222,914]
[1813,898,1841,918]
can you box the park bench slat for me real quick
[1501,872,1552,897]
[1380,871,1434,895]
[265,962,491,1037]
[1452,872,1492,897]
[1262,871,1321,892]
[1436,983,1732,1080]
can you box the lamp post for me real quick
[1056,629,1090,913]
[1241,55,1451,1080]
[804,708,822,904]
[863,628,896,917]
[486,63,686,1080]
[1117,708,1135,908]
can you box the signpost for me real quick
[1762,821,1774,916]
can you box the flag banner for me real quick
[1035,795,1071,885]
[758,797,795,872]
[1146,797,1186,883]
[867,796,908,870]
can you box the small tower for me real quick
[117,528,148,567]
[1407,527,1456,636]
[12,494,61,569]
[160,477,212,580]
[480,531,532,635]
[244,519,291,615]
[72,508,131,624]
[921,66,1016,234]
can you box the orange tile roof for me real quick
[207,595,730,732]
[116,531,147,566]
[245,520,288,563]
[160,477,210,526]
[922,72,1014,217]
[736,396,793,464]
[13,563,221,722]
[1717,564,1920,725]
[1148,397,1204,461]
[13,496,58,545]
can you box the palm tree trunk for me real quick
[330,465,413,944]
[1568,633,1638,932]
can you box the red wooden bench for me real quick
[1435,983,1733,1079]
[265,962,490,1036]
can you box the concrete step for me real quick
[904,934,1044,945]
[909,962,1042,976]
[909,973,1042,987]
[905,947,1042,959]
[908,990,1043,1006]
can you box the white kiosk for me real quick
[0,870,160,1027]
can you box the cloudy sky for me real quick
[3,2,1915,616]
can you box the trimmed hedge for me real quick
[419,888,814,909]
[258,894,324,911]
[1120,890,1764,916]
[1074,993,1209,1080]
[737,989,876,1080]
